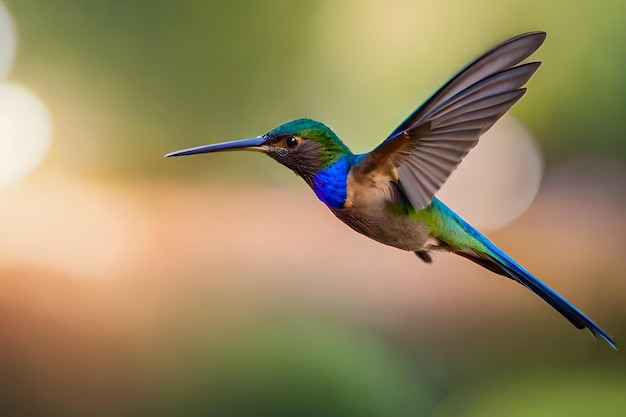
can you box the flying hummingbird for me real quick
[166,32,616,349]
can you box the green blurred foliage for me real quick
[5,0,323,178]
[435,369,626,417]
[143,317,435,417]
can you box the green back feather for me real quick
[408,198,491,254]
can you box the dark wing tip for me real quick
[512,31,546,43]
[506,31,547,51]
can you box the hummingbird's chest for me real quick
[330,170,436,252]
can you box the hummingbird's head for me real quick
[262,118,351,181]
[165,118,352,183]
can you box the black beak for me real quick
[165,136,266,157]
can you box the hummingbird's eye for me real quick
[285,136,298,148]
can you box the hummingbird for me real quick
[166,32,616,349]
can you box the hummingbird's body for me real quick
[331,158,438,252]
[166,32,617,349]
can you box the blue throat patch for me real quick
[312,155,361,209]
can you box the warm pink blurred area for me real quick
[1,161,625,414]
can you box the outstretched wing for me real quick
[354,32,545,211]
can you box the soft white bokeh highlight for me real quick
[0,82,53,188]
[0,2,16,79]
[438,115,544,230]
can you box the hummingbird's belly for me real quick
[332,204,438,252]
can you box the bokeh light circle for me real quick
[437,115,544,230]
[0,2,17,79]
[0,82,52,187]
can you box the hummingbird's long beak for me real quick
[164,136,266,157]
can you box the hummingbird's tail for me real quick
[451,217,617,349]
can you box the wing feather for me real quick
[430,90,525,124]
[354,32,545,210]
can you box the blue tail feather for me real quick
[447,208,617,350]
[490,245,616,349]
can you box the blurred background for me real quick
[1,1,625,416]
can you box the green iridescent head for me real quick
[263,118,351,174]
[266,118,347,155]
